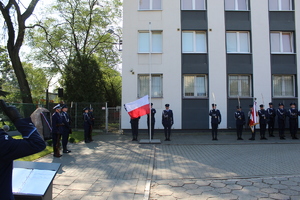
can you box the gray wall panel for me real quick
[227,99,253,129]
[182,54,208,73]
[181,11,207,30]
[227,54,253,74]
[225,11,251,31]
[182,99,209,129]
[269,11,295,31]
[271,55,297,74]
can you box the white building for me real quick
[122,0,300,130]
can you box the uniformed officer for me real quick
[209,104,221,140]
[162,104,174,141]
[0,100,46,200]
[130,116,140,141]
[287,102,298,139]
[147,103,156,139]
[235,106,245,140]
[61,105,71,153]
[266,102,276,137]
[277,103,286,140]
[83,107,92,143]
[248,105,256,140]
[52,104,63,157]
[88,108,95,141]
[258,104,268,140]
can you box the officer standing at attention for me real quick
[83,107,92,143]
[209,104,221,140]
[147,103,156,139]
[61,105,72,153]
[0,100,46,200]
[248,105,256,140]
[258,104,268,140]
[277,103,286,140]
[235,106,245,140]
[287,102,299,139]
[88,108,95,141]
[52,104,63,157]
[162,104,174,141]
[130,116,140,141]
[266,102,276,137]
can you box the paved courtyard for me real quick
[36,132,300,200]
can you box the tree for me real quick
[0,0,41,103]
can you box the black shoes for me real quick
[280,137,286,140]
[85,140,91,143]
[249,138,255,140]
[269,134,275,137]
[164,138,171,141]
[132,138,138,141]
[212,138,218,141]
[237,138,243,140]
[63,150,71,153]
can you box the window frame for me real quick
[138,74,163,98]
[182,31,207,53]
[138,0,162,10]
[272,75,295,97]
[270,32,294,54]
[225,0,249,11]
[183,74,208,98]
[269,0,293,11]
[226,31,251,53]
[228,74,252,98]
[138,31,163,53]
[181,0,206,10]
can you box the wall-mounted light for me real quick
[130,69,135,75]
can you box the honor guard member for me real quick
[83,107,92,143]
[162,104,174,141]
[209,104,221,140]
[235,106,245,140]
[277,103,286,140]
[61,105,71,153]
[88,108,95,141]
[248,105,256,140]
[147,103,156,139]
[266,102,276,137]
[287,102,299,139]
[258,104,268,140]
[130,117,140,141]
[52,104,63,157]
[0,100,46,200]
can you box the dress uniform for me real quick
[52,104,63,157]
[277,103,286,140]
[83,108,92,143]
[248,105,256,140]
[130,117,140,141]
[235,106,245,140]
[162,104,174,141]
[61,105,71,153]
[209,104,221,140]
[0,100,46,200]
[88,108,95,141]
[287,102,299,139]
[266,102,276,137]
[258,104,268,140]
[147,103,156,139]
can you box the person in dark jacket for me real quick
[235,106,245,140]
[209,104,221,140]
[52,104,63,157]
[0,100,46,200]
[287,102,298,139]
[88,108,95,141]
[131,117,140,141]
[162,104,173,141]
[147,103,156,139]
[266,102,276,137]
[277,103,286,140]
[258,104,268,140]
[83,107,92,143]
[61,105,72,153]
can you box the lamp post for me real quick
[107,29,122,51]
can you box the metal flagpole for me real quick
[149,22,152,142]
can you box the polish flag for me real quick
[124,95,150,119]
[249,100,258,132]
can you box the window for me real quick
[183,75,207,97]
[138,74,163,98]
[273,75,295,97]
[181,0,206,10]
[182,31,207,53]
[229,75,251,97]
[270,32,294,53]
[139,0,162,10]
[225,0,248,10]
[138,31,162,53]
[226,32,250,53]
[269,0,293,11]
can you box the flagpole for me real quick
[149,22,152,142]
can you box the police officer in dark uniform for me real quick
[130,117,140,141]
[88,108,95,141]
[277,103,286,140]
[52,104,63,157]
[147,103,156,139]
[287,102,298,139]
[83,107,92,143]
[235,106,245,140]
[258,104,268,140]
[0,100,46,200]
[162,104,174,141]
[61,105,72,153]
[209,104,221,140]
[266,102,276,137]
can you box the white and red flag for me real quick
[249,100,259,132]
[124,95,150,119]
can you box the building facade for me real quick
[122,0,300,130]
